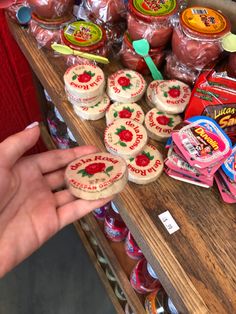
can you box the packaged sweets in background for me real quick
[120,32,165,75]
[104,202,128,242]
[96,246,108,269]
[130,258,161,294]
[115,283,127,305]
[66,127,78,148]
[127,0,178,48]
[172,7,231,70]
[145,288,168,313]
[105,264,117,286]
[93,202,111,221]
[124,231,144,259]
[185,70,236,144]
[226,52,236,78]
[167,298,179,314]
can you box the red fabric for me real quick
[0,10,46,154]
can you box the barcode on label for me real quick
[182,138,198,155]
[65,25,76,35]
[192,8,208,15]
[158,211,180,235]
[177,159,196,173]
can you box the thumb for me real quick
[0,122,40,168]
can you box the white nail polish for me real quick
[25,122,39,129]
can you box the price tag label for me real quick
[158,211,180,235]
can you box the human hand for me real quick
[0,123,112,277]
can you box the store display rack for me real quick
[9,17,236,314]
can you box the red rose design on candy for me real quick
[85,162,106,175]
[136,154,150,167]
[119,109,132,119]
[72,70,95,83]
[168,85,180,98]
[115,125,133,147]
[118,76,130,87]
[118,130,133,142]
[78,162,113,177]
[156,113,174,127]
[132,151,154,167]
[117,74,133,90]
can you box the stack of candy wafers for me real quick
[165,116,232,189]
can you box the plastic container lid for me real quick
[147,262,159,279]
[180,6,231,40]
[128,0,178,23]
[62,21,106,52]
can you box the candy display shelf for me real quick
[8,16,236,314]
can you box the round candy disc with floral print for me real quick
[106,102,145,125]
[65,152,128,200]
[145,80,163,108]
[64,63,105,99]
[73,94,110,120]
[145,109,182,142]
[107,69,146,103]
[104,118,148,159]
[152,80,191,114]
[127,143,164,184]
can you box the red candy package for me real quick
[185,70,236,144]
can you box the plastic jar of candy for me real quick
[29,14,74,49]
[227,52,236,78]
[172,6,231,70]
[130,258,161,294]
[28,0,73,19]
[124,231,144,260]
[120,32,165,75]
[61,21,108,57]
[164,53,199,85]
[86,0,126,24]
[127,0,178,48]
[104,202,128,242]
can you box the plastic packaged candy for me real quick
[93,202,111,220]
[127,0,178,48]
[227,52,236,78]
[27,0,74,20]
[172,116,232,169]
[145,288,168,313]
[164,53,199,86]
[62,21,108,57]
[105,264,116,285]
[172,7,231,70]
[115,283,127,304]
[125,231,144,259]
[120,33,165,75]
[130,258,161,294]
[167,298,179,314]
[185,70,236,144]
[104,202,128,242]
[5,0,27,21]
[85,0,126,24]
[125,303,135,314]
[29,13,74,49]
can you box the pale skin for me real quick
[0,124,112,278]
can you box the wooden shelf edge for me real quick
[73,221,125,314]
[84,214,146,314]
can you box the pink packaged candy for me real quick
[214,173,236,203]
[222,145,236,183]
[172,116,232,169]
[217,169,236,196]
[165,167,213,188]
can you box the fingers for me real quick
[29,145,99,174]
[44,169,66,191]
[0,123,40,168]
[54,190,75,207]
[57,196,114,229]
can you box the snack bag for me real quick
[185,70,236,144]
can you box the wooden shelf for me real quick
[8,14,236,314]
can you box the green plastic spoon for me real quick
[51,43,110,64]
[132,39,163,80]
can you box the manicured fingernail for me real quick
[25,122,39,129]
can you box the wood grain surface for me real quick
[8,18,236,314]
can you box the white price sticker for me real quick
[158,211,180,234]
